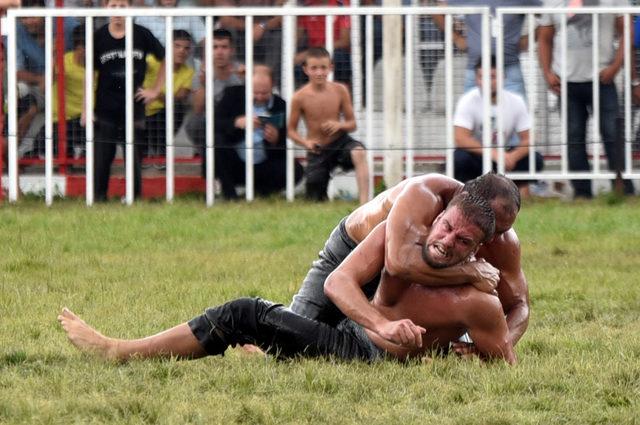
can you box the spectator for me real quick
[453,57,543,198]
[142,29,195,157]
[86,0,166,202]
[434,0,540,100]
[213,65,303,199]
[16,0,78,153]
[538,0,635,198]
[295,0,352,87]
[185,29,244,157]
[135,0,206,49]
[214,0,283,87]
[34,24,89,159]
[288,47,369,204]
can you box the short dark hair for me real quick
[173,29,193,43]
[72,25,85,49]
[304,46,331,65]
[446,192,496,244]
[213,29,233,45]
[474,55,497,72]
[463,172,521,215]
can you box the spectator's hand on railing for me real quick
[135,87,160,105]
[544,70,561,95]
[599,65,618,85]
[263,123,279,144]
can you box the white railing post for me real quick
[245,16,255,201]
[481,11,491,174]
[125,16,134,205]
[496,11,505,175]
[444,13,454,178]
[85,18,94,206]
[7,14,18,202]
[45,16,54,206]
[591,12,601,176]
[365,14,374,199]
[283,12,296,201]
[165,17,175,202]
[205,16,215,207]
[404,14,414,179]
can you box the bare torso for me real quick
[297,82,348,147]
[366,274,488,359]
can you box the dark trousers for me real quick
[188,297,382,361]
[454,148,544,185]
[94,120,144,202]
[212,145,303,199]
[143,102,188,157]
[567,82,634,197]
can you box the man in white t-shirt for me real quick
[454,56,543,196]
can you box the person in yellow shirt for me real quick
[142,29,195,158]
[34,24,89,159]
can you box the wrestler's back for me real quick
[345,174,461,244]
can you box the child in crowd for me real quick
[142,29,195,158]
[288,47,369,204]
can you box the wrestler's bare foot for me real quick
[57,308,118,360]
[238,344,265,356]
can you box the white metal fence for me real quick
[3,5,640,205]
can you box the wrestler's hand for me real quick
[451,341,480,359]
[470,259,499,294]
[377,319,426,348]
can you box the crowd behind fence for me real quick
[2,4,640,206]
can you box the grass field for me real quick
[1,197,639,424]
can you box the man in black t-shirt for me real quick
[84,0,165,201]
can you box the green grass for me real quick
[1,197,639,424]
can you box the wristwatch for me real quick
[258,22,267,30]
[632,78,640,87]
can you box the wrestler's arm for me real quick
[465,293,517,365]
[490,233,529,347]
[384,179,499,292]
[325,222,426,348]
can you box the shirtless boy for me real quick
[290,172,529,357]
[288,47,369,204]
[58,192,515,364]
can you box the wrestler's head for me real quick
[423,192,495,269]
[463,172,520,235]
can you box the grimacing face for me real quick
[423,206,485,269]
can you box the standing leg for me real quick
[350,146,370,204]
[93,121,118,202]
[599,83,635,195]
[566,83,592,198]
